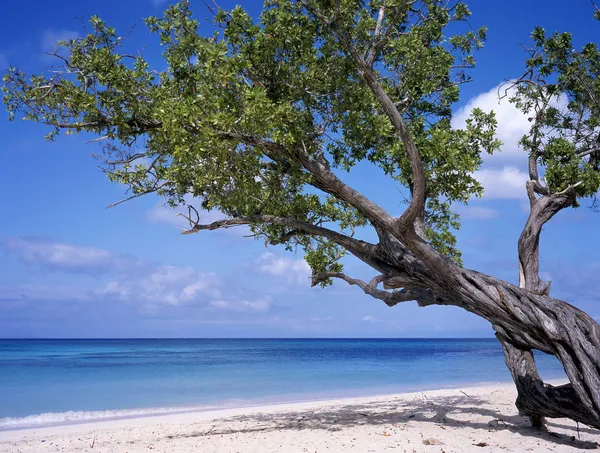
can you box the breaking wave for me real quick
[0,405,218,431]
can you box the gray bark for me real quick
[501,182,579,428]
[413,262,600,429]
[309,228,600,429]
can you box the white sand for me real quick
[1,382,598,452]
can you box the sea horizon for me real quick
[0,338,566,431]
[0,336,497,340]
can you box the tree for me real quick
[3,0,600,430]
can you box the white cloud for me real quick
[310,316,333,322]
[455,205,500,220]
[146,197,250,237]
[210,297,272,312]
[473,166,529,200]
[1,237,292,328]
[148,202,253,238]
[256,252,311,285]
[4,237,222,308]
[41,29,81,60]
[4,237,138,273]
[452,84,533,201]
[98,265,220,306]
[453,83,531,165]
[362,315,379,323]
[453,83,569,169]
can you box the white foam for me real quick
[0,405,218,431]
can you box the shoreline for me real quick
[2,379,595,453]
[0,378,522,432]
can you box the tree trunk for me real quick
[375,230,600,430]
[496,333,547,429]
[395,256,600,429]
[505,190,577,428]
[451,269,600,429]
[494,332,600,428]
[496,334,548,429]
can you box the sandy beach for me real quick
[1,382,598,453]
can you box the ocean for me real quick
[0,338,566,430]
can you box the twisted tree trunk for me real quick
[495,337,547,429]
[495,333,598,429]
[361,229,600,430]
[414,265,600,429]
[497,183,580,428]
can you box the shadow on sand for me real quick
[169,392,599,450]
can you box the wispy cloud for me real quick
[310,316,333,322]
[147,199,250,237]
[97,265,220,306]
[361,315,379,323]
[210,297,273,312]
[4,238,219,307]
[1,237,281,318]
[147,202,225,228]
[4,237,140,274]
[255,252,311,286]
[473,166,529,200]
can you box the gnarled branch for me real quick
[179,213,378,260]
[310,271,421,306]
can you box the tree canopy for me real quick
[3,0,503,278]
[510,23,600,205]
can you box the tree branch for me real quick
[364,7,386,67]
[364,3,414,68]
[518,191,576,294]
[328,21,426,239]
[219,131,395,230]
[179,213,378,259]
[577,147,600,159]
[46,113,397,239]
[107,182,168,208]
[310,271,422,306]
[43,117,162,133]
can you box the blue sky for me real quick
[1,0,599,338]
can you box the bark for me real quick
[184,80,600,435]
[518,188,575,295]
[425,266,600,429]
[495,332,600,429]
[187,213,600,430]
[222,18,600,432]
[500,186,578,428]
[355,230,600,428]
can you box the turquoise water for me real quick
[0,338,565,429]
